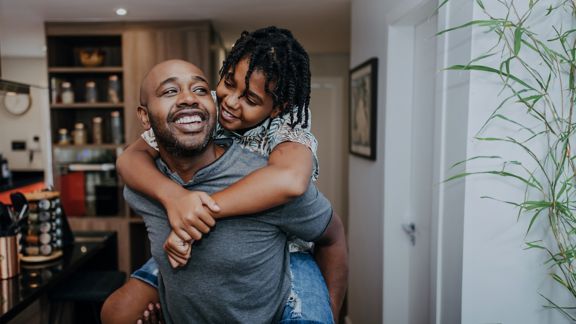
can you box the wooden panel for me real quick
[67,217,131,274]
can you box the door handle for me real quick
[402,222,416,246]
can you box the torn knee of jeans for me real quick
[287,290,302,318]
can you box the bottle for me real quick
[92,117,103,144]
[108,75,121,103]
[85,81,97,103]
[57,128,70,145]
[110,111,123,144]
[61,82,74,104]
[50,77,59,104]
[0,154,12,187]
[73,123,87,145]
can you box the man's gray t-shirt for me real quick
[124,139,332,323]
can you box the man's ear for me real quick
[137,106,151,130]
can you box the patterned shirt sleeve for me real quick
[269,115,320,182]
[141,129,159,151]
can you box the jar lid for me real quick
[58,128,68,134]
[111,111,120,117]
[74,123,85,129]
[109,75,118,81]
[86,81,96,87]
[93,117,103,123]
[62,82,71,88]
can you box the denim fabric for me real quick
[280,252,334,324]
[130,257,159,288]
[131,252,333,323]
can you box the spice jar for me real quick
[110,111,123,144]
[92,117,103,144]
[61,82,74,104]
[85,81,97,103]
[57,128,70,145]
[108,75,121,104]
[72,123,86,145]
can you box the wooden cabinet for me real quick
[45,25,144,274]
[45,21,214,275]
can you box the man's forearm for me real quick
[315,212,348,322]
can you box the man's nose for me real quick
[177,89,198,106]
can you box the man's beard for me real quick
[149,114,213,158]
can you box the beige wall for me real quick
[309,53,350,230]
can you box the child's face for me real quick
[216,57,281,132]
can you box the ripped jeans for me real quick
[280,252,334,324]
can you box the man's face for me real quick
[141,60,216,157]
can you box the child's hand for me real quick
[136,302,162,324]
[164,231,191,268]
[163,189,219,241]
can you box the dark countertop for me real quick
[0,231,118,322]
[0,171,44,192]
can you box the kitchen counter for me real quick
[0,171,44,205]
[0,231,118,322]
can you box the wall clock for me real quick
[2,92,32,116]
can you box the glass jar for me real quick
[92,117,103,144]
[57,128,70,145]
[72,123,86,145]
[108,75,121,104]
[85,81,97,103]
[110,111,123,144]
[61,82,74,104]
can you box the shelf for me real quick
[54,143,124,150]
[49,67,123,73]
[51,103,124,109]
[67,163,115,172]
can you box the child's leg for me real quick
[280,252,334,324]
[101,258,160,324]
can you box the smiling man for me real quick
[123,59,346,323]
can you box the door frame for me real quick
[383,0,441,323]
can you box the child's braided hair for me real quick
[219,26,311,129]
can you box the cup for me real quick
[0,236,20,279]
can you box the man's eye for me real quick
[163,88,178,96]
[193,87,208,95]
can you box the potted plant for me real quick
[440,0,576,319]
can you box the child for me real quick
[102,26,345,323]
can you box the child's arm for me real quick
[116,137,218,242]
[210,141,313,217]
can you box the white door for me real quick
[384,3,438,323]
[309,78,347,223]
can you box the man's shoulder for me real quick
[217,138,267,165]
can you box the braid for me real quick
[219,26,311,129]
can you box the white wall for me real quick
[0,57,51,175]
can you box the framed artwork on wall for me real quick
[349,57,378,160]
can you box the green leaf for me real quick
[445,65,535,91]
[449,155,501,169]
[435,0,449,14]
[437,19,507,36]
[475,0,485,10]
[514,27,523,56]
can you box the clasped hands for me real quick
[162,191,220,268]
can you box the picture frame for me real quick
[349,57,378,160]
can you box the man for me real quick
[117,60,347,323]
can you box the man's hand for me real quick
[163,189,219,241]
[163,231,192,268]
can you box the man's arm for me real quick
[314,211,348,323]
